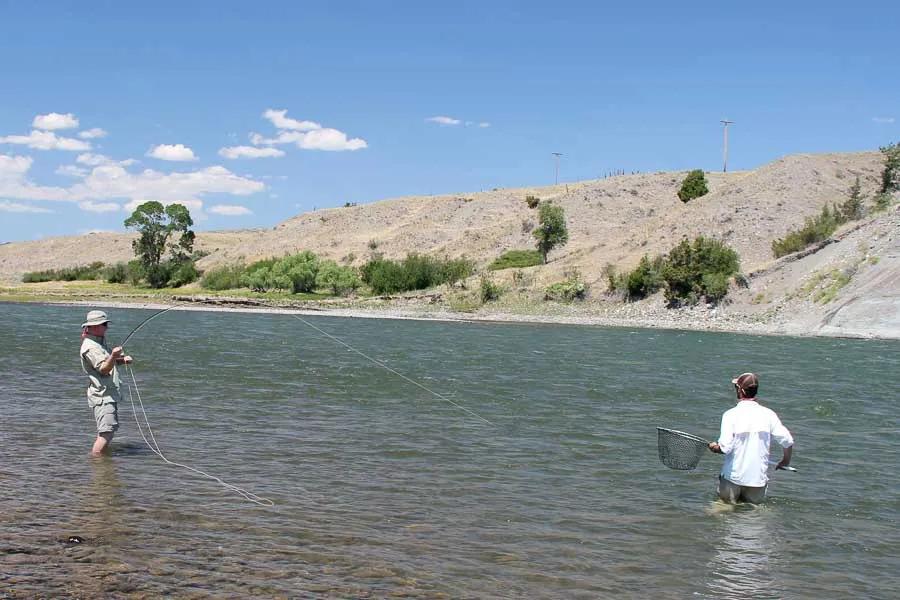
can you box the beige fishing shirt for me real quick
[80,335,122,407]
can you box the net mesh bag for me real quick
[657,427,709,470]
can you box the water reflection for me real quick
[705,505,786,600]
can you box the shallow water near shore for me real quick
[2,302,898,598]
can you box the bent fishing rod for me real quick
[120,306,176,348]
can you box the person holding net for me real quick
[707,372,794,504]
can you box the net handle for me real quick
[657,427,797,472]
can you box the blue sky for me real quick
[1,0,897,242]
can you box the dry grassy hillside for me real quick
[0,151,885,291]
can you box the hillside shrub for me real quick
[200,264,246,291]
[167,261,200,288]
[873,192,894,212]
[316,260,361,296]
[624,255,665,300]
[840,177,865,221]
[772,203,844,258]
[488,249,543,271]
[525,195,540,209]
[361,254,474,295]
[880,141,900,194]
[103,262,129,284]
[677,170,709,202]
[480,276,502,302]
[662,236,740,305]
[22,261,106,283]
[544,271,587,302]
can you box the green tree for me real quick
[316,260,361,296]
[532,202,569,264]
[124,201,195,288]
[840,177,865,221]
[662,236,740,305]
[879,141,900,194]
[677,169,709,202]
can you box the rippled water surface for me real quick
[2,303,898,598]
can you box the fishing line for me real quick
[124,363,275,507]
[287,313,494,426]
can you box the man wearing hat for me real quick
[80,310,133,457]
[707,373,794,503]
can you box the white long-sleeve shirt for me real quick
[717,399,794,487]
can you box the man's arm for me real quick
[98,347,124,375]
[775,445,793,470]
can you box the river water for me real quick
[1,303,897,598]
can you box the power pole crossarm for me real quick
[552,152,563,185]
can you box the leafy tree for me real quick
[677,169,709,202]
[124,201,195,288]
[316,260,361,296]
[662,236,740,305]
[532,202,569,264]
[840,177,865,221]
[879,141,900,194]
[271,251,320,293]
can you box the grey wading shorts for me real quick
[92,402,119,434]
[718,475,767,504]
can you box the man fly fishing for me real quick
[707,372,794,504]
[80,310,133,457]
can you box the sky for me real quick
[1,0,898,242]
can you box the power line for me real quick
[552,152,563,184]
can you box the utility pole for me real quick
[720,120,734,172]
[552,152,563,184]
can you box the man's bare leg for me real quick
[91,432,114,457]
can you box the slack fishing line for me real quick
[117,305,279,507]
[287,313,495,426]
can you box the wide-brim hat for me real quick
[82,310,111,328]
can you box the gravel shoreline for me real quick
[25,296,893,340]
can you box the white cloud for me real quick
[78,200,121,213]
[427,116,462,126]
[251,128,367,151]
[263,109,321,131]
[873,117,895,124]
[56,165,89,178]
[78,128,108,139]
[1,152,265,217]
[218,145,286,159]
[76,153,137,167]
[146,143,198,161]
[32,112,80,130]
[478,122,491,128]
[209,204,252,216]
[0,130,91,151]
[0,200,53,213]
[250,108,367,151]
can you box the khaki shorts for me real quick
[717,476,767,504]
[92,402,119,434]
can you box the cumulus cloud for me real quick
[78,128,108,139]
[250,108,367,151]
[873,117,895,124]
[146,143,198,161]
[263,109,322,131]
[218,145,286,159]
[1,152,265,217]
[0,130,91,151]
[0,200,53,213]
[251,128,367,151]
[32,112,80,130]
[427,116,462,126]
[78,200,121,213]
[208,204,252,216]
[76,153,137,167]
[56,165,89,178]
